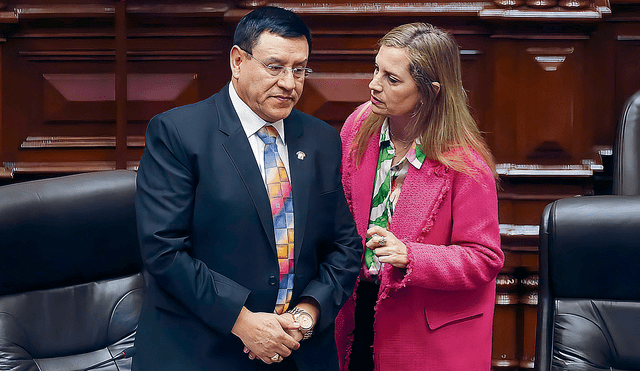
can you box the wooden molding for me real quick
[21,136,115,148]
[310,48,482,62]
[499,191,582,200]
[268,0,610,20]
[127,136,145,148]
[0,10,17,24]
[0,166,12,179]
[126,161,140,171]
[3,161,116,174]
[9,3,229,19]
[125,3,229,16]
[618,35,640,41]
[20,50,221,62]
[500,223,540,236]
[310,49,376,61]
[272,1,488,16]
[1,1,614,24]
[478,3,608,20]
[499,224,540,252]
[14,5,116,18]
[527,47,574,72]
[127,50,222,62]
[20,135,145,149]
[19,50,114,62]
[496,163,593,177]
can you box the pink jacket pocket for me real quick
[425,307,483,330]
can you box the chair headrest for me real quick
[543,195,640,300]
[613,89,640,195]
[0,170,142,296]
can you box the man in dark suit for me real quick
[132,6,362,371]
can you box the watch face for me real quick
[298,313,313,330]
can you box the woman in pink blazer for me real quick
[335,23,504,371]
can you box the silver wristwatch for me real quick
[286,307,314,340]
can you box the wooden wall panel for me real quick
[2,1,640,369]
[458,35,492,149]
[585,24,617,148]
[2,37,117,166]
[125,35,231,169]
[498,177,590,224]
[299,31,493,133]
[0,16,232,174]
[42,73,116,122]
[297,73,371,130]
[491,39,590,165]
[616,31,640,123]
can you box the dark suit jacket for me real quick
[132,84,362,371]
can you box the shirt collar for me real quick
[229,83,286,142]
[380,118,426,170]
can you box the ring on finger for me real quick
[271,354,281,362]
[378,237,386,247]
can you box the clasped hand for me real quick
[366,226,408,269]
[231,307,301,364]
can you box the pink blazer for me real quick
[335,104,504,371]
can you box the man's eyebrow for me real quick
[295,58,309,66]
[264,56,309,66]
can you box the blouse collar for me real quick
[379,118,426,170]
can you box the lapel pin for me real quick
[296,151,306,160]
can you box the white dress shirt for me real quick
[228,83,292,188]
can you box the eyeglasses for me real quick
[242,49,312,79]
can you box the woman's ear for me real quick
[432,81,441,96]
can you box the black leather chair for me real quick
[613,89,640,195]
[535,195,640,371]
[0,170,143,371]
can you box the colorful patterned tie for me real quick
[257,126,294,314]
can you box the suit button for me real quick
[268,275,277,286]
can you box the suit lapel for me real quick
[352,133,452,240]
[216,85,276,250]
[352,133,380,239]
[390,158,452,238]
[283,114,308,265]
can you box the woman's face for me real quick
[369,46,421,123]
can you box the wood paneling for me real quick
[616,31,640,122]
[0,2,231,175]
[491,38,590,164]
[1,1,640,369]
[297,73,371,130]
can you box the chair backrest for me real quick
[535,195,640,371]
[0,170,143,371]
[613,89,640,195]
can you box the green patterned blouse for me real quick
[364,119,426,277]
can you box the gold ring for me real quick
[271,354,280,362]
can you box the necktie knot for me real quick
[257,126,278,145]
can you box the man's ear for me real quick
[230,45,244,79]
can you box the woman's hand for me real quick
[366,226,408,269]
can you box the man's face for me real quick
[231,32,309,123]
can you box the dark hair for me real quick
[233,6,312,55]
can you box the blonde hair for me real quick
[352,23,497,180]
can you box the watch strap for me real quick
[286,307,314,340]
